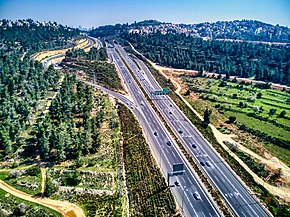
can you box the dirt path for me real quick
[41,167,46,195]
[0,164,36,172]
[0,180,85,217]
[130,44,290,203]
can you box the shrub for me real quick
[227,116,237,123]
[13,203,26,216]
[44,178,59,196]
[218,81,226,87]
[278,110,286,118]
[232,77,238,83]
[269,108,277,116]
[215,104,221,108]
[257,92,262,98]
[9,170,20,178]
[26,166,41,176]
[232,93,238,99]
[62,171,81,186]
[203,108,212,127]
[11,161,18,168]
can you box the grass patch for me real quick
[0,188,61,217]
[1,166,41,196]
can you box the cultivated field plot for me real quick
[48,168,115,191]
[0,188,60,217]
[183,76,290,164]
[0,166,42,196]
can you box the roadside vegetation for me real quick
[66,47,107,61]
[133,52,290,216]
[61,60,125,93]
[117,104,177,217]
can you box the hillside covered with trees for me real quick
[0,19,81,159]
[0,19,80,54]
[123,32,290,85]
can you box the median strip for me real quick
[116,47,233,217]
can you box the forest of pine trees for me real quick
[66,47,107,61]
[123,32,290,85]
[0,19,94,161]
[35,74,105,161]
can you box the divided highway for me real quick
[114,44,271,217]
[107,43,221,217]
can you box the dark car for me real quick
[205,161,211,167]
[178,130,183,134]
[200,162,205,166]
[192,144,197,148]
[193,191,201,200]
[154,131,158,136]
[166,141,172,146]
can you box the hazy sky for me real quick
[0,0,289,27]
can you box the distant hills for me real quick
[0,19,80,53]
[90,19,290,43]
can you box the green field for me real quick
[183,76,290,164]
[0,188,61,217]
[0,166,42,196]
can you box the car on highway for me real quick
[205,161,211,167]
[166,141,172,146]
[154,131,158,136]
[178,130,183,134]
[174,181,180,187]
[193,191,201,200]
[192,144,197,148]
[200,162,205,166]
[169,111,172,115]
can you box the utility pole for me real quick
[93,71,96,91]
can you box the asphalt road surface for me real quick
[104,43,221,217]
[114,44,271,217]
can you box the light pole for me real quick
[93,71,96,91]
